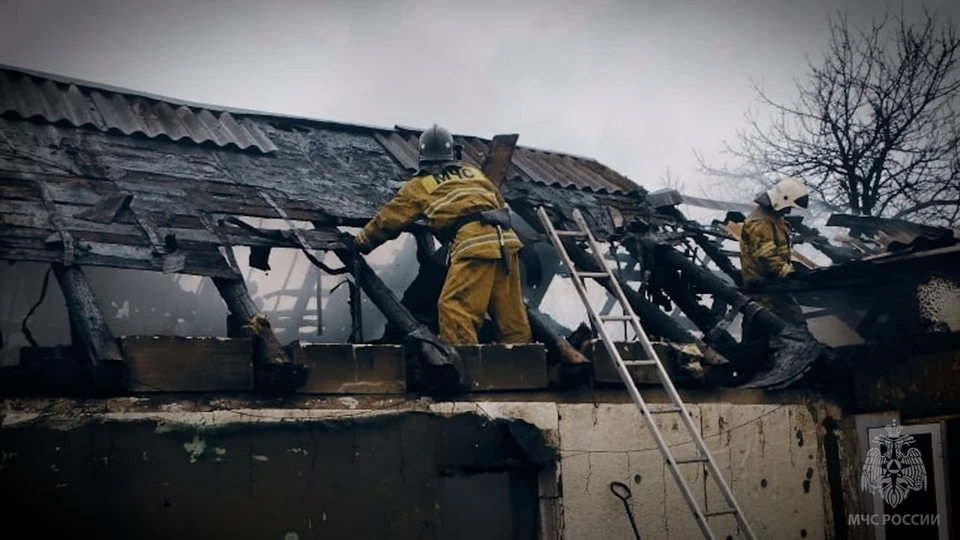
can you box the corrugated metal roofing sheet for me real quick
[0,64,642,194]
[377,130,641,195]
[0,67,278,154]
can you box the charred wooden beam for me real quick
[52,264,128,390]
[655,246,786,334]
[621,235,740,351]
[512,204,729,365]
[659,244,836,389]
[690,234,743,286]
[527,306,591,365]
[527,306,593,383]
[37,182,77,266]
[0,207,342,251]
[75,193,133,224]
[212,277,306,394]
[659,269,739,352]
[480,134,519,189]
[212,277,288,363]
[563,239,729,366]
[331,245,468,392]
[657,206,743,286]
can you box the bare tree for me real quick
[700,10,960,225]
[659,167,686,192]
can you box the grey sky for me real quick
[1,0,958,194]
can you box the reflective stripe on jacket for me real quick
[739,205,794,284]
[355,163,522,261]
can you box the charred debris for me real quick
[1,64,958,399]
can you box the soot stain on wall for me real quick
[0,412,553,540]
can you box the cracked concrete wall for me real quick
[556,402,835,540]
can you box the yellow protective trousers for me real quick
[438,251,532,345]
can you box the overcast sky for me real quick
[1,0,958,195]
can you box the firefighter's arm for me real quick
[741,219,794,279]
[354,181,426,254]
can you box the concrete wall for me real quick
[441,399,843,540]
[1,395,849,540]
[0,398,551,540]
[557,402,833,540]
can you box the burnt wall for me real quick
[0,412,550,540]
[854,345,960,418]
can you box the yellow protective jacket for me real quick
[739,205,795,284]
[355,163,522,262]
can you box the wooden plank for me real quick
[659,270,739,352]
[657,247,788,334]
[212,278,286,364]
[480,134,519,189]
[0,242,236,278]
[75,193,133,223]
[527,307,590,365]
[121,336,254,392]
[52,265,128,390]
[373,132,419,170]
[0,173,342,230]
[330,240,467,390]
[454,344,549,392]
[212,277,307,394]
[0,174,107,205]
[1,223,152,247]
[1,210,342,251]
[586,339,661,384]
[0,180,40,200]
[288,342,405,394]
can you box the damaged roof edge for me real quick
[0,63,643,195]
[0,62,399,135]
[394,124,600,162]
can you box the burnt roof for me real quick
[0,64,641,196]
[376,128,639,195]
[0,63,645,280]
[0,67,279,154]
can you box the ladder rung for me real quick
[703,508,739,518]
[535,205,757,540]
[623,360,657,366]
[575,271,610,279]
[673,456,709,464]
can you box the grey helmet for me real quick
[418,124,456,165]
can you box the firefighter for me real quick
[739,176,809,342]
[345,124,533,346]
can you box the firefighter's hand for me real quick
[776,263,795,279]
[339,232,363,254]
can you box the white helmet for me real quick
[765,176,810,212]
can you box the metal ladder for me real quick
[535,206,758,540]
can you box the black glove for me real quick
[339,232,359,252]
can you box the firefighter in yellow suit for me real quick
[739,176,810,340]
[349,124,532,346]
